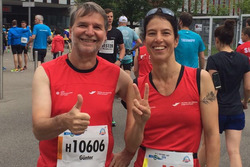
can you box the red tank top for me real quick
[138,46,152,77]
[135,66,201,167]
[38,55,120,167]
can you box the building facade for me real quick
[2,0,74,31]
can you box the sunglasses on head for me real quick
[146,8,175,17]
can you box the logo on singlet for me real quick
[56,91,73,96]
[89,91,96,95]
[172,102,180,107]
[89,90,112,96]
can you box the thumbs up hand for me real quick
[65,94,91,135]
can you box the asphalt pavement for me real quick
[0,49,250,167]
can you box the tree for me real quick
[74,0,183,28]
[116,0,150,28]
[117,0,183,27]
[237,0,250,14]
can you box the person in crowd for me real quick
[236,26,250,63]
[27,15,52,66]
[63,27,72,52]
[111,7,220,167]
[175,12,206,69]
[20,20,32,70]
[238,18,250,46]
[97,8,126,127]
[32,2,132,167]
[202,19,250,167]
[117,15,142,77]
[51,29,64,59]
[8,19,30,72]
[133,45,152,78]
[2,30,7,71]
[98,8,125,66]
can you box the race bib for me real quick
[57,125,109,167]
[99,40,114,54]
[21,37,28,44]
[143,148,194,167]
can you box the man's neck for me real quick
[181,26,189,30]
[108,25,112,31]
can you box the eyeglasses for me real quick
[146,8,175,17]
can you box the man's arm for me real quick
[131,38,142,51]
[32,66,90,141]
[27,34,36,47]
[200,70,220,167]
[115,43,125,66]
[199,51,205,69]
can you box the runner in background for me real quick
[20,20,32,70]
[97,8,126,127]
[117,15,142,77]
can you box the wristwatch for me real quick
[117,58,122,62]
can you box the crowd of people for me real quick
[1,1,248,167]
[1,17,71,72]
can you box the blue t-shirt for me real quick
[8,26,30,46]
[33,24,51,49]
[175,30,205,68]
[21,27,32,46]
[117,26,139,64]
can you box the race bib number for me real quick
[21,37,28,44]
[57,125,109,167]
[143,148,194,167]
[99,40,114,54]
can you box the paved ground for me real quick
[0,50,250,167]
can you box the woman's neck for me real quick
[219,45,233,52]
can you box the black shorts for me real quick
[219,112,245,133]
[121,63,132,71]
[11,45,22,54]
[20,45,28,54]
[66,38,71,43]
[33,49,47,62]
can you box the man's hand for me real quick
[65,94,91,135]
[114,60,121,67]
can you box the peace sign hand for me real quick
[132,83,151,124]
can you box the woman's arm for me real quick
[200,70,220,167]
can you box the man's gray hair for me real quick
[69,2,108,31]
[36,15,44,21]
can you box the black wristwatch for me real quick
[117,58,122,62]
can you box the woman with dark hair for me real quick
[205,19,250,167]
[110,8,220,167]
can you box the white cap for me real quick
[119,16,128,23]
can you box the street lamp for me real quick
[22,0,35,27]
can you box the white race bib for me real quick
[143,148,194,167]
[57,125,109,167]
[99,40,114,54]
[21,37,28,44]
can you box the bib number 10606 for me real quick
[68,139,105,153]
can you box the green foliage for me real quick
[74,0,183,28]
[237,0,250,14]
[207,4,230,16]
